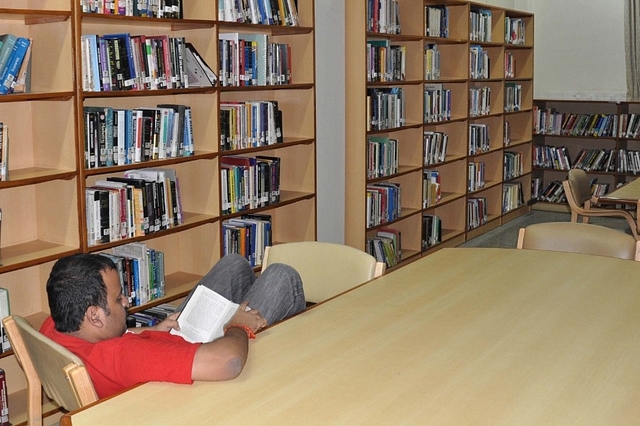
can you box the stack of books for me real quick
[0,34,32,95]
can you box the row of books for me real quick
[425,5,449,38]
[0,123,7,181]
[101,242,166,306]
[367,0,401,34]
[366,40,406,82]
[128,303,177,328]
[424,131,448,166]
[470,9,493,42]
[219,0,300,26]
[470,86,490,117]
[619,149,640,175]
[81,0,182,18]
[504,83,522,113]
[367,87,406,131]
[367,136,399,179]
[86,168,183,246]
[534,178,611,203]
[467,196,488,230]
[468,161,485,192]
[81,33,215,92]
[222,214,272,267]
[220,100,283,150]
[502,181,524,213]
[470,45,490,79]
[531,178,544,201]
[424,44,441,81]
[424,84,451,123]
[533,145,572,170]
[221,155,281,215]
[533,108,619,137]
[366,182,401,228]
[0,34,32,95]
[505,17,526,45]
[504,151,524,180]
[84,104,194,169]
[367,228,402,268]
[618,114,640,138]
[422,214,442,249]
[423,169,441,208]
[469,123,490,155]
[219,33,292,87]
[535,146,639,174]
[505,52,516,79]
[573,148,615,172]
[504,120,511,146]
[534,180,565,203]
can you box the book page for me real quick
[170,285,238,343]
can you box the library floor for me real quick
[460,210,632,249]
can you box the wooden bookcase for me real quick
[345,1,534,268]
[533,99,640,211]
[0,1,316,424]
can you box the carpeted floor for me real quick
[459,210,633,248]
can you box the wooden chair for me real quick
[516,222,640,260]
[2,315,98,426]
[562,169,639,240]
[261,242,386,304]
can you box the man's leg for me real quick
[176,254,256,311]
[242,263,306,325]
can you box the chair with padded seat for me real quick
[261,241,386,304]
[2,315,98,425]
[516,222,640,260]
[563,168,639,240]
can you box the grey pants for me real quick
[177,254,306,325]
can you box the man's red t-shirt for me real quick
[40,316,200,399]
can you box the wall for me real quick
[314,0,627,242]
[531,0,626,100]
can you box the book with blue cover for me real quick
[0,34,17,80]
[0,37,30,95]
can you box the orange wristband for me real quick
[223,324,256,339]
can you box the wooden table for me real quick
[61,248,640,425]
[599,177,640,209]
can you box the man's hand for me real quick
[226,301,267,333]
[151,311,181,332]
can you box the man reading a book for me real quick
[40,253,305,399]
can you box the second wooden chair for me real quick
[517,222,640,260]
[261,241,385,304]
[562,169,639,239]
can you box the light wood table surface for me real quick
[61,248,640,425]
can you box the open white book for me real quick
[170,285,239,343]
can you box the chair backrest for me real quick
[516,222,640,260]
[566,169,593,206]
[2,315,98,425]
[261,242,385,303]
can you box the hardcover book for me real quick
[170,285,239,343]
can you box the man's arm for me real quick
[191,301,267,381]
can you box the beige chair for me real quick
[2,315,98,425]
[516,222,640,260]
[562,169,639,240]
[261,242,386,304]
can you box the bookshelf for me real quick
[0,1,316,424]
[533,99,640,210]
[345,1,534,268]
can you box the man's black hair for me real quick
[46,253,116,333]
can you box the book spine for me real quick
[0,369,8,426]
